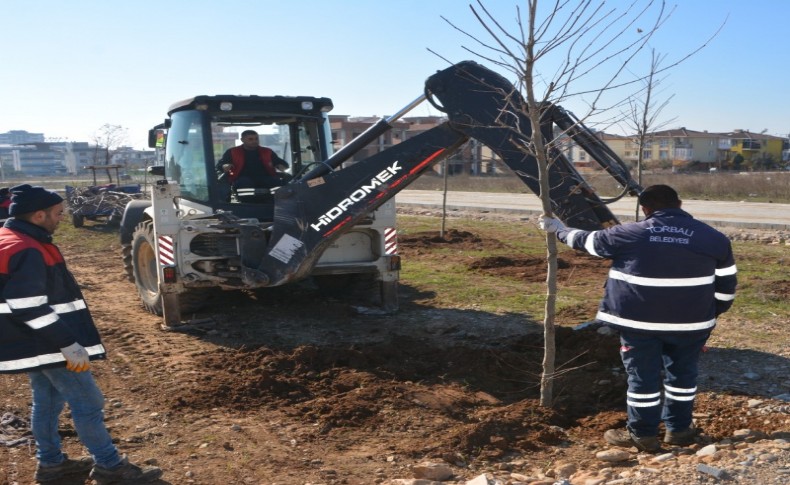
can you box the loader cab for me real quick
[151,95,334,220]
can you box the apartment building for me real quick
[329,115,510,176]
[623,128,721,169]
[329,115,411,165]
[718,130,788,169]
[591,128,784,171]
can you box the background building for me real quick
[0,130,44,145]
[0,130,155,182]
[719,130,788,170]
[2,120,787,183]
[329,115,508,176]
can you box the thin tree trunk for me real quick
[541,231,558,406]
[635,141,644,220]
[441,159,448,237]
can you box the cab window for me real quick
[166,111,210,201]
[211,119,325,176]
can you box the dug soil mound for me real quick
[167,328,623,460]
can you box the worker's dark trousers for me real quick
[619,330,710,437]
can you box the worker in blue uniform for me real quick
[539,184,737,452]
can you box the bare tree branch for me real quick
[91,124,129,184]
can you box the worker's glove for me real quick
[60,342,90,373]
[538,215,567,234]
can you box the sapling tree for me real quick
[442,0,720,406]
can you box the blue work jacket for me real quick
[556,208,737,334]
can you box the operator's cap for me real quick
[9,184,64,216]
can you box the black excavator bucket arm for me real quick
[424,61,640,229]
[247,60,641,286]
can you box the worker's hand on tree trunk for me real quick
[539,215,566,234]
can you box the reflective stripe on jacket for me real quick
[556,208,737,334]
[0,219,105,373]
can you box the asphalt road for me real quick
[396,190,790,230]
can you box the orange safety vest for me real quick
[227,146,277,183]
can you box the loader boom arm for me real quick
[246,61,641,287]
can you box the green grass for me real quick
[726,242,790,319]
[397,214,789,331]
[398,215,598,319]
[54,219,119,252]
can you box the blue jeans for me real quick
[619,331,709,437]
[28,367,122,468]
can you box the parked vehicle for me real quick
[66,184,144,227]
[120,60,641,328]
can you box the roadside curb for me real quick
[395,202,790,231]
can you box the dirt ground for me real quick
[1,219,788,485]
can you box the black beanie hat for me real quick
[8,184,64,216]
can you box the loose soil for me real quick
[1,218,788,485]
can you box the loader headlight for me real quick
[220,102,233,111]
[301,101,314,111]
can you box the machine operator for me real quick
[216,130,290,190]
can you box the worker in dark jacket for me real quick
[0,187,11,219]
[0,184,162,484]
[216,129,290,190]
[539,184,737,452]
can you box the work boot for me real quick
[34,453,94,483]
[604,428,661,452]
[665,425,699,446]
[89,455,163,484]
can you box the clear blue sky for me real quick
[2,0,787,149]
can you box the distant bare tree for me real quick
[622,49,676,220]
[92,124,128,183]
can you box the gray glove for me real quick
[60,342,90,372]
[539,215,567,233]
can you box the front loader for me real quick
[120,60,641,328]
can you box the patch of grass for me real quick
[727,242,790,319]
[397,214,789,342]
[54,220,119,252]
[397,215,599,320]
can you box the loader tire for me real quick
[121,243,134,282]
[131,221,163,315]
[72,213,84,228]
[130,221,212,317]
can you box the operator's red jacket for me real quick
[224,146,278,183]
[0,219,106,373]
